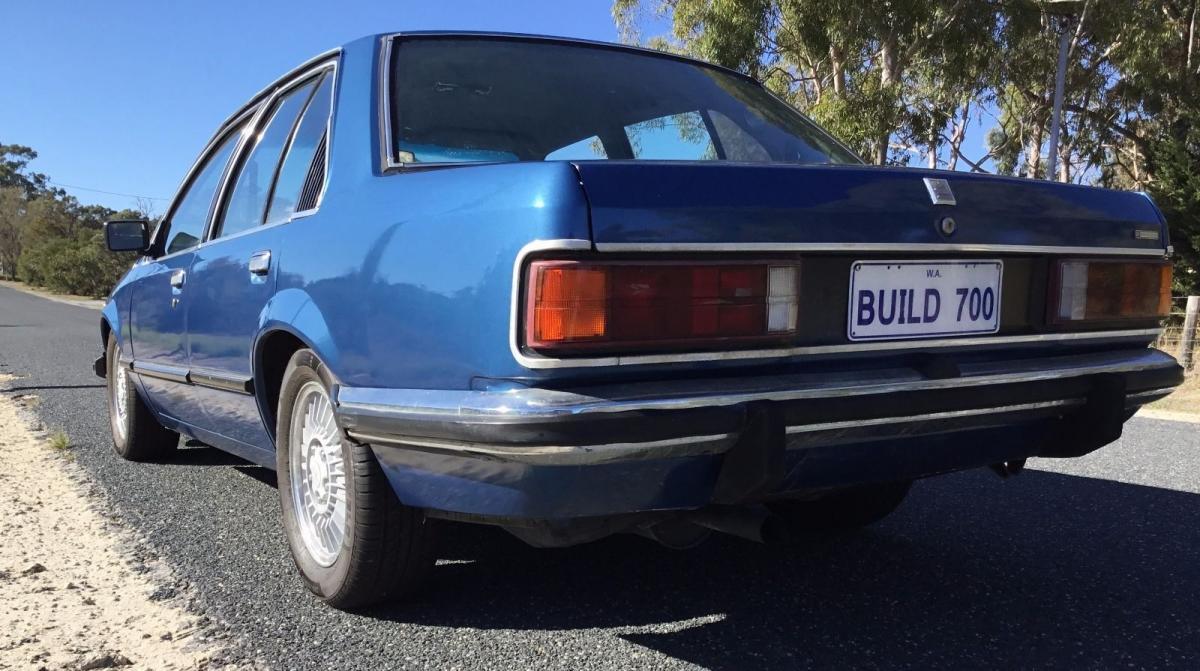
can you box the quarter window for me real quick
[162,123,244,255]
[214,78,319,239]
[266,73,334,224]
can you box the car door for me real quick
[186,69,334,451]
[128,120,247,429]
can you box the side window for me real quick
[624,111,716,161]
[213,78,319,239]
[266,73,334,224]
[545,135,607,161]
[707,110,770,162]
[162,124,244,255]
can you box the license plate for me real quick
[847,260,1003,341]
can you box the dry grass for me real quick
[1148,371,1200,415]
[47,430,71,452]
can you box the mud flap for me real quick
[711,402,785,505]
[1038,374,1128,458]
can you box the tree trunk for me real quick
[1025,125,1043,179]
[875,36,900,166]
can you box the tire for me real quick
[106,335,179,461]
[768,480,913,534]
[275,349,436,609]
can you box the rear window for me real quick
[387,37,859,166]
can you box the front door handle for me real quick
[249,250,272,276]
[169,269,186,289]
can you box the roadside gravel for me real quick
[0,381,254,671]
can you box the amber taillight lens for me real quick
[525,260,800,353]
[1050,259,1172,323]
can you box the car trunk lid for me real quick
[572,162,1167,253]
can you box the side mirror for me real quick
[104,219,150,253]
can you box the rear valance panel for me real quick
[574,162,1167,253]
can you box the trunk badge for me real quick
[923,177,956,206]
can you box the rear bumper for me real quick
[335,347,1183,519]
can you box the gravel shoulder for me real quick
[0,378,253,671]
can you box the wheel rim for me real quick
[113,364,129,440]
[289,381,347,567]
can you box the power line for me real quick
[47,180,170,202]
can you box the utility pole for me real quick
[1046,23,1071,180]
[1043,0,1084,181]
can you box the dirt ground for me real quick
[1143,371,1200,421]
[0,376,252,671]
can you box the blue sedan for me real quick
[98,32,1183,609]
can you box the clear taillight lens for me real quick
[1051,259,1171,323]
[525,260,800,353]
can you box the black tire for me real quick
[768,480,913,534]
[106,335,178,461]
[275,349,436,610]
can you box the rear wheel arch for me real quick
[254,328,315,444]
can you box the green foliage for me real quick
[615,0,1200,287]
[0,145,139,296]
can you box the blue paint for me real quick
[99,33,1174,526]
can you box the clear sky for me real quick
[2,0,634,213]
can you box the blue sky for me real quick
[2,0,636,213]
[4,1,997,214]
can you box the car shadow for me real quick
[357,468,1200,668]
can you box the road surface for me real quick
[1,283,1198,670]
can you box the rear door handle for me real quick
[249,251,272,276]
[169,269,186,289]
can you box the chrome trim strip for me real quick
[189,368,254,395]
[1124,386,1179,407]
[513,327,1160,370]
[339,348,1179,422]
[379,34,398,172]
[348,430,734,465]
[131,361,189,384]
[785,399,1084,435]
[593,242,1168,257]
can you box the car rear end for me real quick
[338,33,1183,545]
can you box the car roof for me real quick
[372,31,754,83]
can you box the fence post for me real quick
[1182,296,1200,371]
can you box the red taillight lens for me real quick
[526,260,800,352]
[1050,259,1172,323]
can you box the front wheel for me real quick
[106,336,178,461]
[275,349,436,610]
[768,480,913,534]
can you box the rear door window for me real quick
[265,73,334,224]
[214,78,319,239]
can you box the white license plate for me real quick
[847,260,1003,341]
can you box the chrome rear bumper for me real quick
[335,348,1182,466]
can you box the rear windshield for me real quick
[388,37,860,166]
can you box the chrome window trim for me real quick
[507,239,1163,369]
[206,58,339,244]
[152,49,342,261]
[593,242,1169,257]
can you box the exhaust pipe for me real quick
[686,505,791,545]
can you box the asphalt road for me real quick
[2,283,1199,670]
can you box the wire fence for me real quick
[1156,296,1198,375]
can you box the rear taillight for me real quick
[525,260,800,353]
[1050,259,1171,323]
